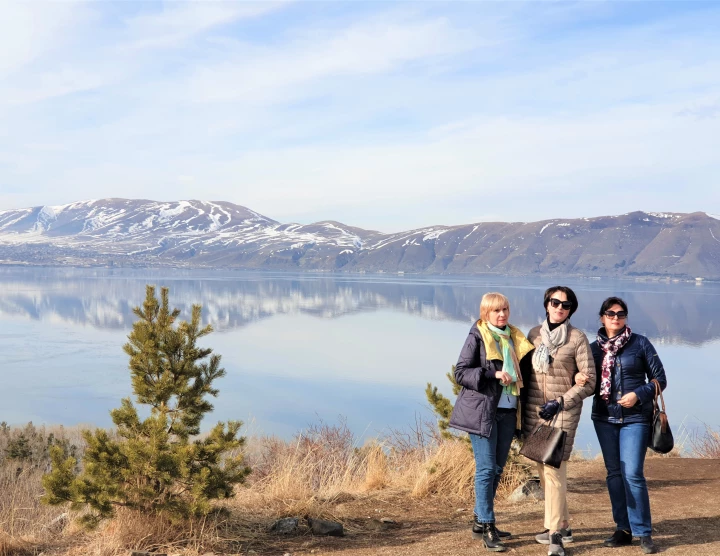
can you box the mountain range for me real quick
[1,199,719,279]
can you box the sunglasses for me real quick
[603,310,628,319]
[549,298,573,310]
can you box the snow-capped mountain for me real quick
[1,199,719,279]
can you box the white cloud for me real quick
[184,15,479,104]
[120,1,286,51]
[0,0,85,77]
[0,2,719,230]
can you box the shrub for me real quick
[425,365,531,496]
[42,285,251,527]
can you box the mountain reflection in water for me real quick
[1,267,719,345]
[0,267,718,447]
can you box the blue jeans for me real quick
[469,409,516,523]
[593,420,652,537]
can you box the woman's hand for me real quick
[539,399,561,420]
[495,370,513,386]
[575,373,589,387]
[618,392,639,408]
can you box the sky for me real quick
[1,0,719,232]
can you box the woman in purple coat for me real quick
[449,292,534,553]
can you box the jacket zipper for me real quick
[618,356,624,423]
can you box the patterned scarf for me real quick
[487,322,522,396]
[532,319,568,374]
[597,326,632,403]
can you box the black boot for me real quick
[481,522,506,552]
[473,518,511,539]
[640,536,658,554]
[603,529,632,548]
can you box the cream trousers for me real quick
[537,461,570,531]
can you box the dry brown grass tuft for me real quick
[410,440,474,498]
[690,424,720,459]
[364,443,389,491]
[498,455,533,497]
[0,464,63,554]
[234,419,375,518]
[0,532,33,556]
[61,508,238,556]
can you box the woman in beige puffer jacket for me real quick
[522,286,596,556]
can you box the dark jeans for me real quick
[593,420,652,537]
[469,408,516,523]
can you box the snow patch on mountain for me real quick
[423,229,446,241]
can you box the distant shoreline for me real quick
[1,261,718,284]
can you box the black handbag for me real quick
[649,378,674,454]
[520,399,566,469]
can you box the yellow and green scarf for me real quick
[477,320,534,396]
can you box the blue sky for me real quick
[1,1,719,232]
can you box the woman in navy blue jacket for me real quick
[589,297,667,555]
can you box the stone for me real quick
[306,517,344,536]
[269,517,300,535]
[508,478,544,502]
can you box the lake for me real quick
[1,267,718,454]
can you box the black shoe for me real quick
[548,532,565,556]
[603,529,632,548]
[481,523,506,552]
[536,528,573,544]
[640,536,658,554]
[472,519,511,539]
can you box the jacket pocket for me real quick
[453,389,486,431]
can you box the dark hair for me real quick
[543,286,579,317]
[599,296,628,317]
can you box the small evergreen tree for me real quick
[425,365,470,444]
[42,285,250,527]
[427,365,531,490]
[5,433,32,461]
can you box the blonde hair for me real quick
[479,292,510,321]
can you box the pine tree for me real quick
[427,366,530,485]
[42,285,250,527]
[425,365,469,444]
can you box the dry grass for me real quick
[690,424,720,458]
[61,509,238,556]
[0,419,533,555]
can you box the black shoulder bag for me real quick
[649,378,674,454]
[519,398,566,468]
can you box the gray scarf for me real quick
[532,319,569,374]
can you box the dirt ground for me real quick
[253,458,720,556]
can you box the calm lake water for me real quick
[1,267,718,454]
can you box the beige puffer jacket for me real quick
[522,323,597,461]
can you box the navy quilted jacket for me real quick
[590,330,667,424]
[448,323,532,437]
